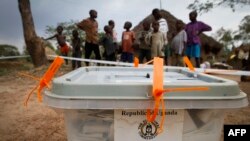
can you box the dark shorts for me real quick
[121,52,134,63]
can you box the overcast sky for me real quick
[0,0,249,53]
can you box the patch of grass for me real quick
[0,68,8,76]
[0,60,33,76]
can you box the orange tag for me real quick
[146,57,165,133]
[37,56,64,102]
[152,57,164,97]
[24,56,64,106]
[163,87,209,93]
[146,57,209,133]
[134,57,139,68]
[183,56,195,71]
[146,57,164,122]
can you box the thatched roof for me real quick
[133,10,223,56]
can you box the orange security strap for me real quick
[146,57,165,133]
[36,56,64,102]
[183,56,195,71]
[134,57,139,68]
[146,57,209,134]
[22,56,64,106]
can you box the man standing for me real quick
[152,8,169,65]
[185,11,212,68]
[77,9,101,66]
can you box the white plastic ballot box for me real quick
[44,67,248,141]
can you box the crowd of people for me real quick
[46,8,212,70]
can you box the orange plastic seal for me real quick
[134,57,139,68]
[23,56,64,106]
[146,57,209,134]
[183,56,195,71]
[146,57,163,123]
[36,56,64,102]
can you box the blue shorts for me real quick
[121,52,134,63]
[185,44,200,58]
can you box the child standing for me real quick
[171,20,187,66]
[100,25,116,62]
[152,8,169,64]
[108,20,118,43]
[71,29,82,70]
[121,21,135,63]
[108,20,118,60]
[185,11,212,67]
[46,26,69,64]
[151,21,165,58]
[138,21,152,63]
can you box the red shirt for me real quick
[122,31,135,53]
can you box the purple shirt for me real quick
[185,21,212,45]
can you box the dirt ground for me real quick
[0,60,249,141]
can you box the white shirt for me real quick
[171,30,187,55]
[158,18,168,44]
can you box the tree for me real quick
[212,15,250,57]
[213,27,234,56]
[0,44,20,56]
[18,0,47,67]
[234,15,250,44]
[188,0,250,13]
[218,28,233,46]
[45,20,86,45]
[45,21,105,46]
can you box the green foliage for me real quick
[213,15,250,51]
[98,32,105,39]
[240,15,250,33]
[45,20,106,60]
[213,28,233,43]
[220,30,233,43]
[0,44,20,56]
[188,0,250,14]
[0,68,8,76]
[213,28,233,56]
[22,46,32,62]
[236,15,250,44]
[45,20,86,43]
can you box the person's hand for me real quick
[196,31,202,35]
[164,40,168,46]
